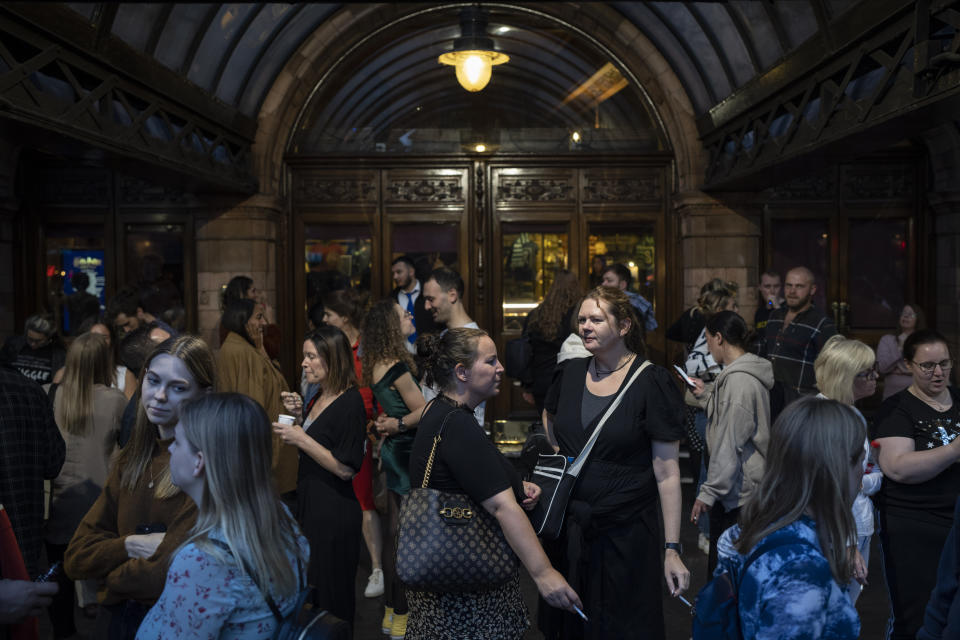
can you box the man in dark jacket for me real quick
[0,362,66,575]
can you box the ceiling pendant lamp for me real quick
[438,6,509,92]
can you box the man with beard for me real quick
[390,256,440,351]
[761,266,836,402]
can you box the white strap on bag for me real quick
[568,359,652,478]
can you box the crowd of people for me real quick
[0,258,957,640]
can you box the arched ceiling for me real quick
[61,1,858,121]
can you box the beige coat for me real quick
[216,332,298,494]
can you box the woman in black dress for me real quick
[406,328,581,640]
[273,326,364,629]
[543,286,689,639]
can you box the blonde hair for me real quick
[697,278,739,319]
[56,333,114,436]
[119,335,216,499]
[814,335,875,404]
[178,393,305,599]
[736,396,864,584]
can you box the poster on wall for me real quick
[60,249,105,335]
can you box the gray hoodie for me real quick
[697,352,775,512]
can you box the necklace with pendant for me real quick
[594,354,635,377]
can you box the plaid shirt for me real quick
[761,305,837,394]
[0,363,65,575]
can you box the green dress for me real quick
[372,361,418,495]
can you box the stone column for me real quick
[928,192,960,381]
[194,194,284,352]
[673,190,762,323]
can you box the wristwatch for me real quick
[397,416,407,433]
[664,542,683,555]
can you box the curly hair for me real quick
[360,299,416,385]
[526,270,582,342]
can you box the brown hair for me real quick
[579,287,646,357]
[360,299,417,385]
[322,288,366,329]
[526,270,582,342]
[736,396,864,584]
[898,302,926,332]
[119,335,217,499]
[416,327,487,392]
[305,326,357,395]
[697,278,739,319]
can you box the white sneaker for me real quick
[698,533,710,555]
[364,568,384,598]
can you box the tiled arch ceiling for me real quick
[63,1,857,120]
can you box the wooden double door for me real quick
[288,156,674,425]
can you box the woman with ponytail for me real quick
[688,310,774,573]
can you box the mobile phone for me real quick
[35,561,63,583]
[673,365,697,389]
[135,523,167,535]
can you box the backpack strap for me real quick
[207,538,296,623]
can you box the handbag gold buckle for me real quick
[439,506,474,520]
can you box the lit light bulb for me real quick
[474,144,487,153]
[571,131,582,143]
[439,50,509,92]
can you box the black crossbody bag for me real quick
[528,360,651,540]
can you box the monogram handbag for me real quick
[528,360,652,540]
[396,410,519,592]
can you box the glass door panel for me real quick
[587,224,657,311]
[304,224,373,310]
[390,222,460,284]
[500,224,568,331]
[46,224,106,335]
[846,218,910,330]
[124,223,185,320]
[768,217,831,313]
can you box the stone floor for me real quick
[46,475,892,639]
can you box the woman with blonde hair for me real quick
[814,335,883,603]
[46,332,127,637]
[361,299,426,638]
[137,393,308,639]
[716,396,863,638]
[65,335,216,640]
[519,269,583,415]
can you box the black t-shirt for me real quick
[409,399,523,505]
[0,336,66,386]
[545,357,684,524]
[874,387,960,523]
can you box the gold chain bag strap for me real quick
[395,408,519,592]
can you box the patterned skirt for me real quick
[406,572,529,640]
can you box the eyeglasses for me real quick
[911,359,953,375]
[855,368,879,381]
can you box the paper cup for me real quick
[277,414,296,426]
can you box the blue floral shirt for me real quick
[715,517,860,640]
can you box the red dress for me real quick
[351,340,376,511]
